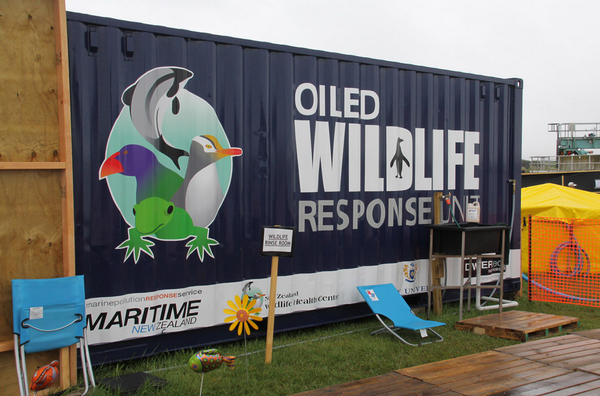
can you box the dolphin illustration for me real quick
[122,66,194,169]
[390,137,410,178]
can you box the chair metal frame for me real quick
[12,275,95,396]
[357,283,445,346]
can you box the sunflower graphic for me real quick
[224,294,263,336]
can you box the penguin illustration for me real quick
[390,137,410,178]
[171,135,242,227]
[122,66,193,169]
[241,281,265,310]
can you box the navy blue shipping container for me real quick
[67,12,523,363]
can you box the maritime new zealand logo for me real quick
[99,66,242,263]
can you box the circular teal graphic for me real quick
[104,88,234,228]
[99,67,241,262]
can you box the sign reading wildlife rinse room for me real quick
[69,14,521,353]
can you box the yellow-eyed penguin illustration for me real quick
[171,135,242,227]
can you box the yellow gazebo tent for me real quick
[521,183,600,273]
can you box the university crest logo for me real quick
[402,262,417,283]
[99,67,242,263]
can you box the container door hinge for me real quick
[123,32,134,60]
[87,27,99,57]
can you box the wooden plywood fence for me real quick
[0,0,76,393]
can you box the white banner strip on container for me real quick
[86,249,520,345]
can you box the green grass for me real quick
[78,286,600,396]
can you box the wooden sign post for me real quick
[260,226,295,364]
[265,255,279,364]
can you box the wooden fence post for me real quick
[432,192,444,316]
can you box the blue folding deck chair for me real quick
[12,275,95,396]
[357,283,445,346]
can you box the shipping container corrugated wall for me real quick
[67,12,522,363]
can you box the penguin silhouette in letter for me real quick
[390,137,410,178]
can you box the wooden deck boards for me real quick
[292,372,460,396]
[398,351,572,396]
[568,328,600,340]
[293,318,600,396]
[454,311,580,341]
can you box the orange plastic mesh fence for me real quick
[528,216,600,307]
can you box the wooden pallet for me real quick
[454,310,580,341]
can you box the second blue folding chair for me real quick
[357,283,445,346]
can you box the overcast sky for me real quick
[65,0,600,160]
